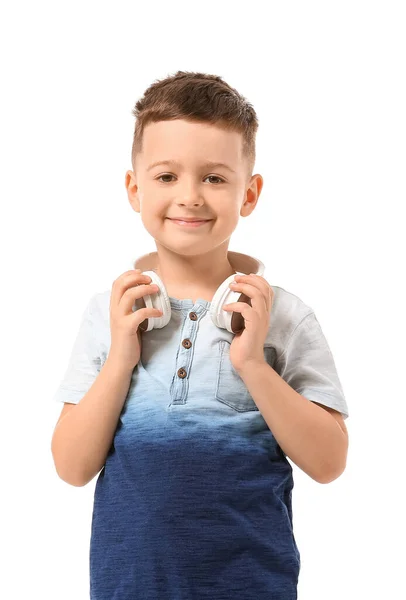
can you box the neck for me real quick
[153,243,237,301]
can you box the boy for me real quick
[51,71,349,600]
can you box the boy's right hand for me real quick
[108,269,162,371]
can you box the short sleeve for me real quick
[275,312,349,420]
[52,294,102,404]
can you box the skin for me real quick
[124,118,263,302]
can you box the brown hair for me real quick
[131,70,259,179]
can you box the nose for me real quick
[177,199,202,207]
[176,182,204,207]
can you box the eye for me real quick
[205,175,224,184]
[156,174,175,183]
[155,174,225,184]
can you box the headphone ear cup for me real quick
[210,274,250,334]
[134,270,172,332]
[230,293,251,334]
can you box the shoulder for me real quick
[265,284,314,347]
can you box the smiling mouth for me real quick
[167,218,212,228]
[168,217,211,222]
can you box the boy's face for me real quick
[125,118,262,256]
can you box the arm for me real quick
[51,356,133,486]
[237,360,349,484]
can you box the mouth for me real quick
[167,218,212,228]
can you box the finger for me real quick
[229,280,269,313]
[234,275,273,310]
[121,283,159,316]
[223,301,255,323]
[110,271,151,312]
[131,304,163,329]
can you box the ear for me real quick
[125,170,141,213]
[240,173,263,217]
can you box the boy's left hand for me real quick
[222,274,274,373]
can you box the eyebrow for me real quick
[146,159,236,174]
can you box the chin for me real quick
[157,237,218,256]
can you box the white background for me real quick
[1,1,405,598]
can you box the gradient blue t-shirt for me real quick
[53,284,349,600]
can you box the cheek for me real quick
[219,205,240,225]
[141,209,170,238]
[139,190,167,218]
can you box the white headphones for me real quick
[130,250,265,334]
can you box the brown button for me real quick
[182,338,192,349]
[177,368,187,378]
[189,312,198,321]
